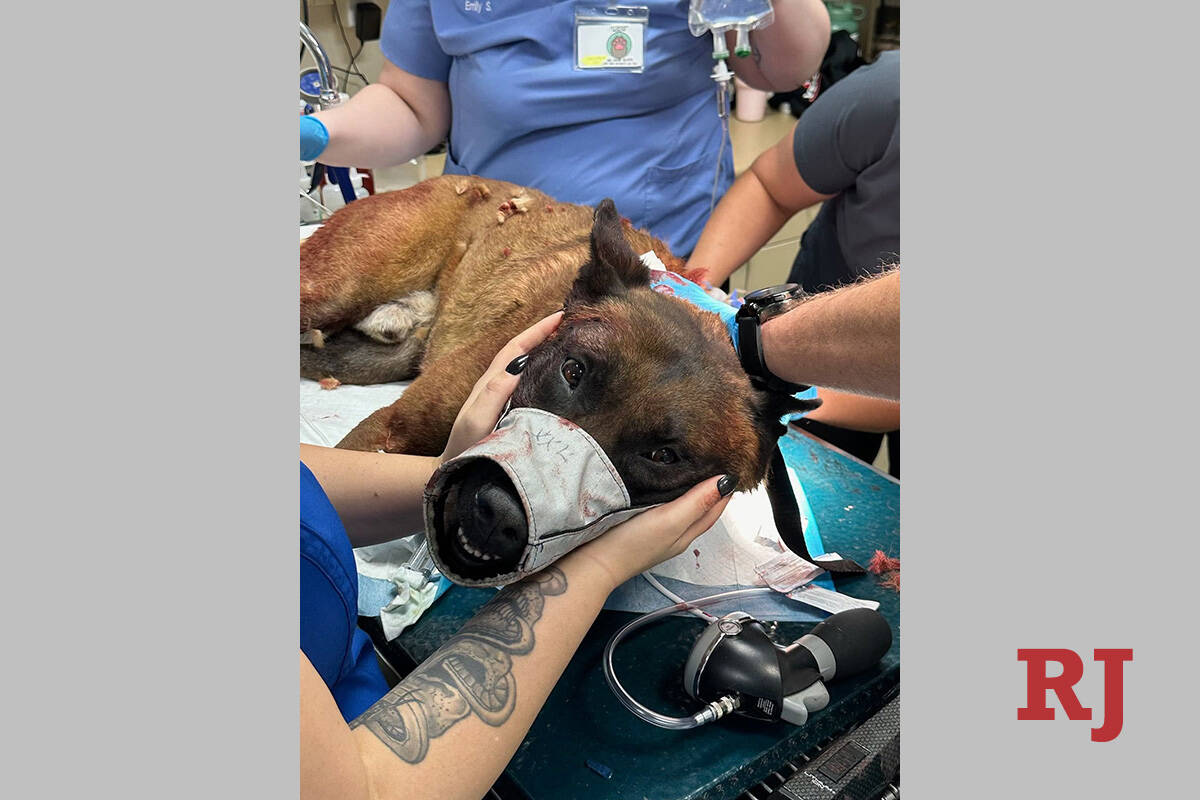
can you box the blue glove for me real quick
[648,271,740,350]
[649,269,819,413]
[300,115,330,162]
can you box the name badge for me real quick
[574,6,649,73]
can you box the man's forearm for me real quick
[805,388,900,432]
[763,270,899,399]
[689,126,830,286]
[689,168,791,286]
[300,443,439,548]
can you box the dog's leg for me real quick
[336,341,493,454]
[301,329,429,385]
[301,291,437,384]
[300,176,518,335]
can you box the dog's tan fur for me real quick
[300,176,810,497]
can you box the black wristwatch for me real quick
[735,284,811,394]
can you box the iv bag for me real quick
[688,0,775,38]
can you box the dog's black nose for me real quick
[444,462,527,577]
[467,480,527,554]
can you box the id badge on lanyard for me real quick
[574,4,650,73]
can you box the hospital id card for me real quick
[574,6,648,73]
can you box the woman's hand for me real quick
[439,311,564,464]
[565,475,736,593]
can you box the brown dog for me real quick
[300,176,815,512]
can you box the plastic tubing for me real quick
[602,586,774,729]
[640,572,714,620]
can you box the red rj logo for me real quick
[1017,648,1133,742]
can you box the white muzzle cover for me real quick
[424,407,658,587]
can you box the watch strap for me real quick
[737,306,811,395]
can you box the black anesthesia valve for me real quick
[605,598,893,729]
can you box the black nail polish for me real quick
[505,354,529,374]
[717,475,735,497]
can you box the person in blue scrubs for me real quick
[301,312,739,798]
[301,0,831,255]
[301,460,392,722]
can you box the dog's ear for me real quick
[745,390,822,489]
[753,388,820,443]
[751,390,823,467]
[759,390,822,424]
[567,199,650,305]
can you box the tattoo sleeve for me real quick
[350,567,568,764]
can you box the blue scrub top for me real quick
[382,0,733,255]
[300,463,390,722]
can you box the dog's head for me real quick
[434,199,818,581]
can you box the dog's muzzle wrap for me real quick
[424,407,657,587]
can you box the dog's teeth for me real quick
[453,527,495,561]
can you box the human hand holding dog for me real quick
[563,475,736,594]
[439,310,564,464]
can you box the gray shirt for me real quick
[789,50,899,293]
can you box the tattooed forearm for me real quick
[350,567,568,763]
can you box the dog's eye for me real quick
[561,358,585,388]
[646,447,678,465]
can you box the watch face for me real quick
[745,284,802,307]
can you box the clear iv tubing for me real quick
[708,56,733,215]
[709,109,730,214]
[602,586,774,729]
[641,571,713,620]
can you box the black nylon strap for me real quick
[766,444,866,575]
[736,308,812,396]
